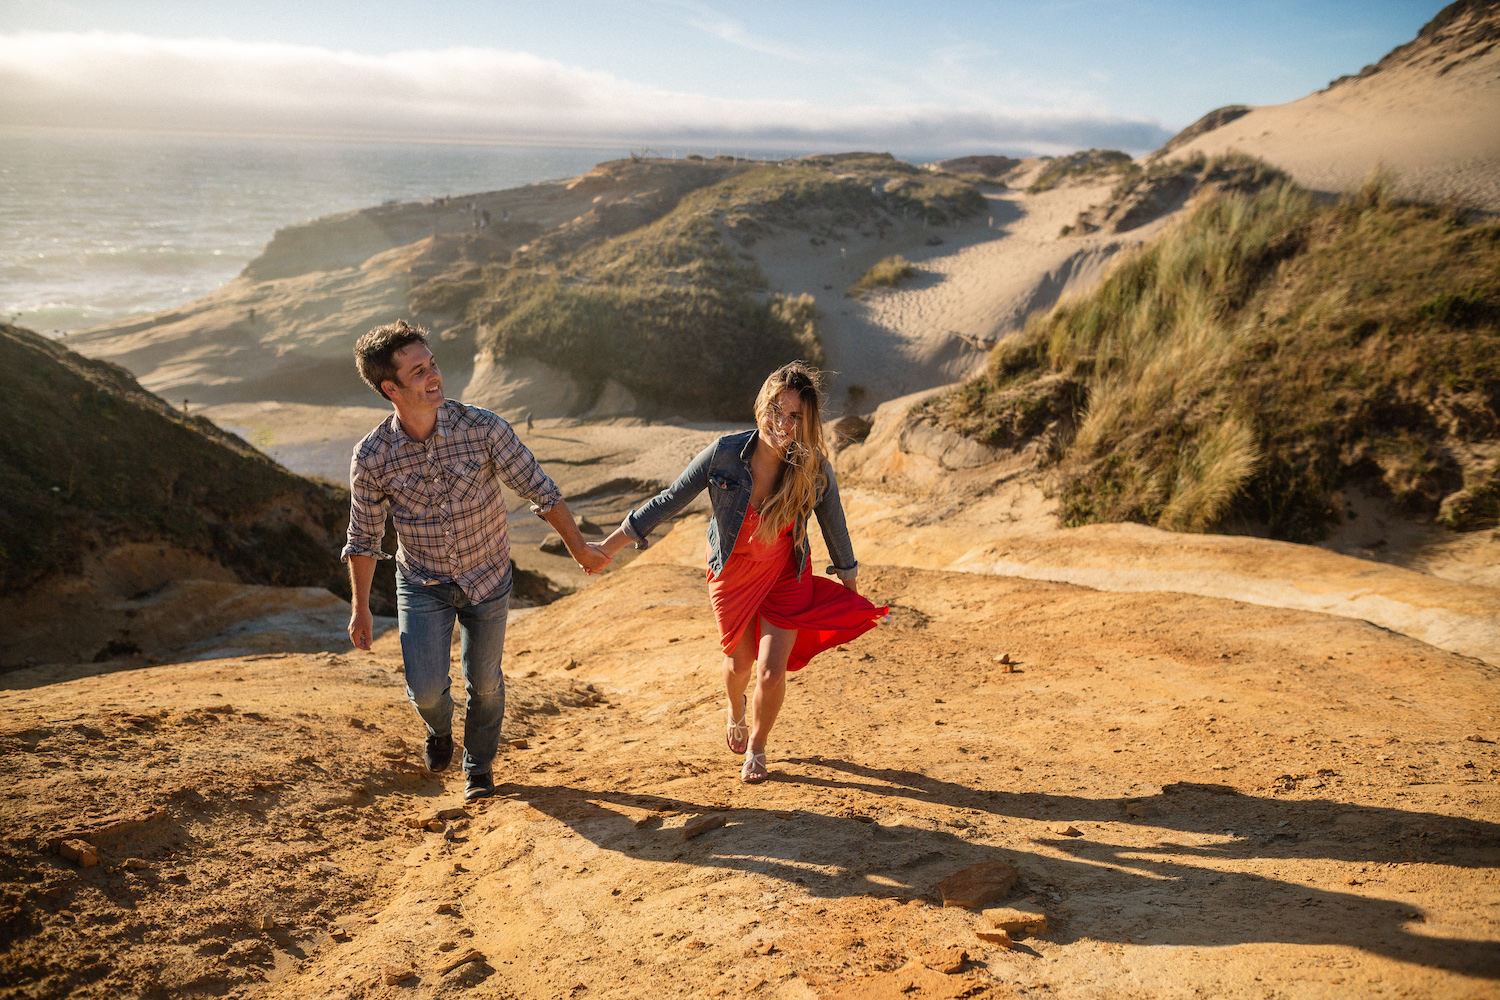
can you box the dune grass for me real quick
[441,156,984,419]
[0,324,350,597]
[1027,149,1136,193]
[926,170,1500,540]
[851,255,917,294]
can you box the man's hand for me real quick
[349,605,374,651]
[841,576,859,595]
[579,542,612,575]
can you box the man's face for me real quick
[383,342,444,410]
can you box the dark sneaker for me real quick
[424,734,454,773]
[464,772,495,801]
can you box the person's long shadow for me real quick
[498,757,1500,979]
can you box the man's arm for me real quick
[543,502,610,573]
[347,555,377,650]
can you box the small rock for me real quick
[427,820,446,832]
[920,947,968,974]
[994,653,1011,665]
[563,656,578,671]
[682,813,727,840]
[753,940,778,956]
[685,940,707,950]
[510,739,530,749]
[634,816,658,829]
[976,929,1013,949]
[404,807,472,829]
[436,902,456,914]
[539,533,566,555]
[982,902,1049,935]
[937,861,1019,908]
[383,964,416,985]
[438,940,458,952]
[347,717,365,729]
[437,948,484,975]
[1051,824,1082,837]
[258,914,277,931]
[1465,734,1493,743]
[316,861,341,874]
[204,704,235,715]
[329,928,351,942]
[58,840,98,868]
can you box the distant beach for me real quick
[0,130,626,334]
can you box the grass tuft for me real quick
[925,163,1500,540]
[851,255,917,294]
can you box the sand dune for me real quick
[1161,2,1500,210]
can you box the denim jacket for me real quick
[621,429,859,582]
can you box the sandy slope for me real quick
[749,177,1161,412]
[1164,7,1500,210]
[3,518,1497,1000]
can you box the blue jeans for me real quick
[395,569,509,775]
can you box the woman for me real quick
[591,362,887,783]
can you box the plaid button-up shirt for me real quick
[341,400,561,603]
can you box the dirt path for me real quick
[4,519,1496,999]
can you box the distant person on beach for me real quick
[589,362,886,783]
[526,411,534,433]
[343,320,607,801]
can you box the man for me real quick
[343,320,606,801]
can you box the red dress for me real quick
[707,506,887,671]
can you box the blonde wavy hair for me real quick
[753,361,828,545]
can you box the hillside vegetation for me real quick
[0,324,350,595]
[923,171,1500,541]
[420,154,985,419]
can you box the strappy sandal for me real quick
[726,697,749,755]
[741,750,769,784]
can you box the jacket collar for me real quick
[738,428,760,462]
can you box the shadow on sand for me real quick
[499,756,1500,979]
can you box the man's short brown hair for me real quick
[355,319,429,400]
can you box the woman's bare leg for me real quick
[749,618,797,754]
[723,623,757,752]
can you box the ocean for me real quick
[0,130,626,334]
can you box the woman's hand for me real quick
[580,542,612,575]
[841,577,859,595]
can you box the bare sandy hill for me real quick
[3,515,1497,1000]
[1160,1,1500,210]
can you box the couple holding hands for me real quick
[344,321,885,800]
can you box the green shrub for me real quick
[931,164,1500,540]
[851,255,916,294]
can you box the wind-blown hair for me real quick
[753,361,828,545]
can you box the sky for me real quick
[0,0,1448,156]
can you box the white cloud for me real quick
[0,32,1173,155]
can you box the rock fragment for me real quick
[58,840,98,867]
[937,861,1018,908]
[437,949,484,975]
[383,965,416,985]
[404,807,471,829]
[1051,824,1083,837]
[976,929,1013,948]
[682,813,727,839]
[920,947,969,973]
[982,902,1049,935]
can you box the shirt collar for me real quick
[389,400,450,447]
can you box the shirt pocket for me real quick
[386,472,430,521]
[447,458,497,509]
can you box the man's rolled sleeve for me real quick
[489,419,562,517]
[341,451,393,562]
